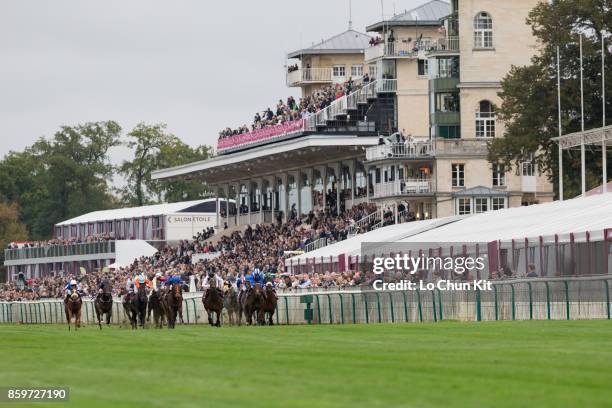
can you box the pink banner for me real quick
[217,119,305,151]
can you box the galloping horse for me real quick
[164,283,183,329]
[94,281,113,330]
[123,291,138,330]
[202,279,223,327]
[64,287,83,331]
[260,283,278,325]
[147,290,165,329]
[223,285,240,326]
[134,285,148,328]
[240,282,265,325]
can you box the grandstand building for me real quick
[4,199,230,281]
[152,0,553,226]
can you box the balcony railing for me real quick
[372,179,433,199]
[4,241,116,262]
[365,37,459,61]
[366,141,435,162]
[217,119,305,152]
[286,67,333,86]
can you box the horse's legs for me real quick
[66,310,71,331]
[96,309,102,330]
[75,310,81,330]
[216,311,221,327]
[178,307,184,324]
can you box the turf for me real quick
[0,321,611,408]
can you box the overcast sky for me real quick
[0,0,422,162]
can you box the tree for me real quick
[0,202,28,281]
[0,121,121,239]
[488,0,611,199]
[118,123,211,206]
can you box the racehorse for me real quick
[240,282,265,325]
[164,283,183,329]
[202,279,223,327]
[123,291,138,329]
[94,282,113,330]
[223,285,240,326]
[147,290,165,329]
[260,283,278,325]
[64,287,83,331]
[134,285,148,328]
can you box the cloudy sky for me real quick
[0,0,422,161]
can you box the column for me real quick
[335,162,342,216]
[295,169,302,218]
[603,131,608,194]
[234,183,240,226]
[270,176,276,223]
[348,160,356,207]
[305,168,314,214]
[215,185,220,231]
[366,166,372,202]
[319,165,328,211]
[246,180,252,225]
[258,178,264,224]
[281,173,289,222]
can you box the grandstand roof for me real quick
[287,29,371,58]
[366,0,450,31]
[56,199,219,226]
[287,193,612,263]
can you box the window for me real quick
[351,65,363,77]
[332,65,345,78]
[418,59,429,76]
[438,125,461,139]
[521,161,534,176]
[492,197,506,210]
[457,198,471,215]
[474,12,493,48]
[476,100,496,137]
[436,93,460,112]
[492,164,505,186]
[452,164,465,187]
[368,64,377,79]
[475,197,488,213]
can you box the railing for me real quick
[217,119,305,152]
[346,209,382,237]
[372,179,433,199]
[305,79,397,132]
[304,237,329,253]
[434,139,490,156]
[2,276,611,324]
[366,141,435,161]
[4,241,116,262]
[286,67,333,86]
[431,36,460,52]
[364,43,384,61]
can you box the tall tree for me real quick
[0,121,121,239]
[118,123,211,206]
[0,202,28,281]
[488,0,611,199]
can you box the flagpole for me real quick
[602,31,607,193]
[557,46,563,201]
[580,34,586,196]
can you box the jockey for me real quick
[125,277,135,294]
[246,267,265,287]
[164,275,184,286]
[152,272,164,291]
[64,279,82,297]
[134,274,151,290]
[203,270,224,291]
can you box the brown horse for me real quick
[202,279,224,327]
[94,291,113,330]
[147,290,165,329]
[123,292,138,329]
[260,283,278,325]
[164,283,183,329]
[240,282,265,325]
[223,285,240,326]
[64,288,82,331]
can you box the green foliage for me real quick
[0,202,28,280]
[118,122,211,206]
[489,0,612,199]
[0,121,122,239]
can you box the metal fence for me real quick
[1,277,610,326]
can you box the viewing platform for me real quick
[286,67,333,87]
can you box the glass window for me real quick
[436,93,460,112]
[457,198,471,215]
[452,164,465,187]
[351,65,363,77]
[492,197,506,210]
[438,125,461,139]
[474,197,488,213]
[492,164,505,186]
[418,59,429,76]
[333,65,345,78]
[522,161,535,176]
[474,12,493,48]
[368,64,377,79]
[476,100,496,137]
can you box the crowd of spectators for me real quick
[6,234,113,251]
[218,79,362,141]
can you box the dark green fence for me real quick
[1,277,610,325]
